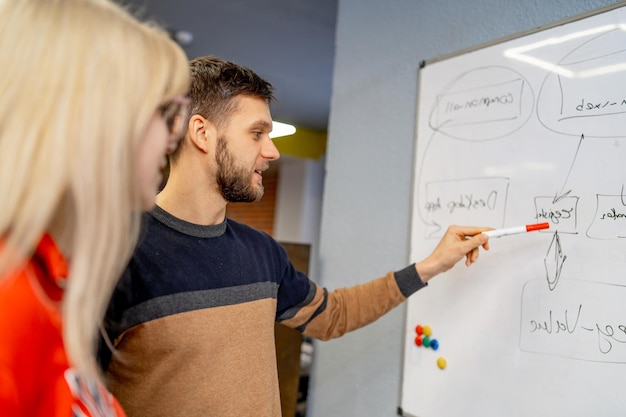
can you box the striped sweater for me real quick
[99,206,426,417]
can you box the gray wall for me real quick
[310,1,620,416]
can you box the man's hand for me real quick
[415,225,490,283]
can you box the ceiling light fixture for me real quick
[169,29,194,46]
[270,121,296,138]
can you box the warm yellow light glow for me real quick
[269,121,296,138]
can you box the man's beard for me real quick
[216,136,264,203]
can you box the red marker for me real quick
[483,222,549,238]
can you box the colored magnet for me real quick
[415,325,423,335]
[437,357,447,370]
[430,339,439,350]
[423,325,432,337]
[414,336,423,346]
[422,336,430,347]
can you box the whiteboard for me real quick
[401,3,626,417]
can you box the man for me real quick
[99,56,490,417]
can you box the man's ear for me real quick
[188,114,216,153]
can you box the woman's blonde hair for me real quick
[0,0,189,378]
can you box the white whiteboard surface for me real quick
[402,4,626,417]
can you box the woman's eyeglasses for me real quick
[159,96,190,140]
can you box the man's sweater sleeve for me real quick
[282,264,426,341]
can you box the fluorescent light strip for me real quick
[503,24,626,79]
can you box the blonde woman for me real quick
[0,0,190,415]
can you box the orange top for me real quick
[0,234,126,417]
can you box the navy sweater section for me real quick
[100,207,313,368]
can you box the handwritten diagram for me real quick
[429,67,533,141]
[404,10,626,417]
[521,278,626,362]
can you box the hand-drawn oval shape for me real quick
[537,29,626,138]
[428,66,534,141]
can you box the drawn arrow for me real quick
[553,134,584,204]
[544,231,567,291]
[415,129,448,234]
[425,221,443,238]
